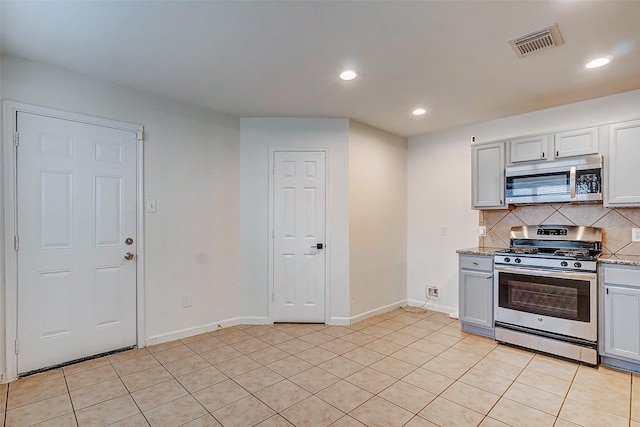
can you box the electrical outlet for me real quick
[478,226,487,237]
[633,228,640,243]
[427,286,439,299]
[183,294,192,308]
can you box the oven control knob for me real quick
[574,262,582,268]
[514,258,521,264]
[561,261,568,267]
[504,257,511,263]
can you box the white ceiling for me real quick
[2,1,640,137]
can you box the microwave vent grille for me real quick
[509,24,564,58]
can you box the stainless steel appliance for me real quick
[506,154,603,204]
[494,225,602,364]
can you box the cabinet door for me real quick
[604,285,640,361]
[471,141,506,209]
[554,127,599,158]
[459,269,493,328]
[509,135,550,163]
[607,120,640,206]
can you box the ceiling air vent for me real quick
[509,24,564,58]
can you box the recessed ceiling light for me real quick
[339,70,357,81]
[585,57,610,69]
[412,108,427,116]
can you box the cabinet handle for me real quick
[556,151,559,157]
[473,262,479,265]
[542,151,545,158]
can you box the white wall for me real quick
[0,56,242,374]
[348,121,407,317]
[0,12,5,381]
[407,89,640,315]
[240,118,351,323]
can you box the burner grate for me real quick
[553,249,590,257]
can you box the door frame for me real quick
[268,148,330,324]
[2,101,145,380]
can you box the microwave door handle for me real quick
[570,166,576,199]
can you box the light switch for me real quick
[479,226,487,237]
[632,228,640,242]
[146,199,157,213]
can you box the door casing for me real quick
[268,148,330,324]
[2,101,146,381]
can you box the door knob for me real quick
[125,237,134,245]
[124,252,135,260]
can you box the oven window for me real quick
[498,272,590,322]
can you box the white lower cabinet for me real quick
[601,264,640,368]
[459,255,494,337]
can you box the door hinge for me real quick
[14,131,19,147]
[14,235,19,251]
[15,339,19,354]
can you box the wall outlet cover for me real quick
[632,228,640,242]
[478,226,487,237]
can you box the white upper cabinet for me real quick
[471,141,507,209]
[554,127,599,158]
[509,127,599,164]
[509,135,550,163]
[471,141,507,210]
[605,119,640,206]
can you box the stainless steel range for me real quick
[494,225,602,365]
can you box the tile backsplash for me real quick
[479,205,640,255]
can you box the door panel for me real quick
[17,111,138,374]
[273,151,326,322]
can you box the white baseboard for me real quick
[241,316,271,325]
[327,317,351,326]
[143,300,458,347]
[145,316,270,346]
[349,300,406,324]
[406,299,456,316]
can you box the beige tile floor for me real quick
[2,307,640,427]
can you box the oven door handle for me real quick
[570,166,576,199]
[494,264,596,281]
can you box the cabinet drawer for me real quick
[459,255,493,272]
[604,266,640,287]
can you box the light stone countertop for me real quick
[598,254,640,267]
[456,247,506,257]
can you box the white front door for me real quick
[273,151,326,323]
[16,111,138,374]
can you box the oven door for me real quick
[494,265,597,342]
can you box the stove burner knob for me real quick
[515,258,521,264]
[574,262,582,268]
[504,257,511,263]
[561,261,568,267]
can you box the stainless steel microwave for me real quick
[505,154,603,204]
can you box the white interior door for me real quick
[16,111,138,374]
[273,151,326,323]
